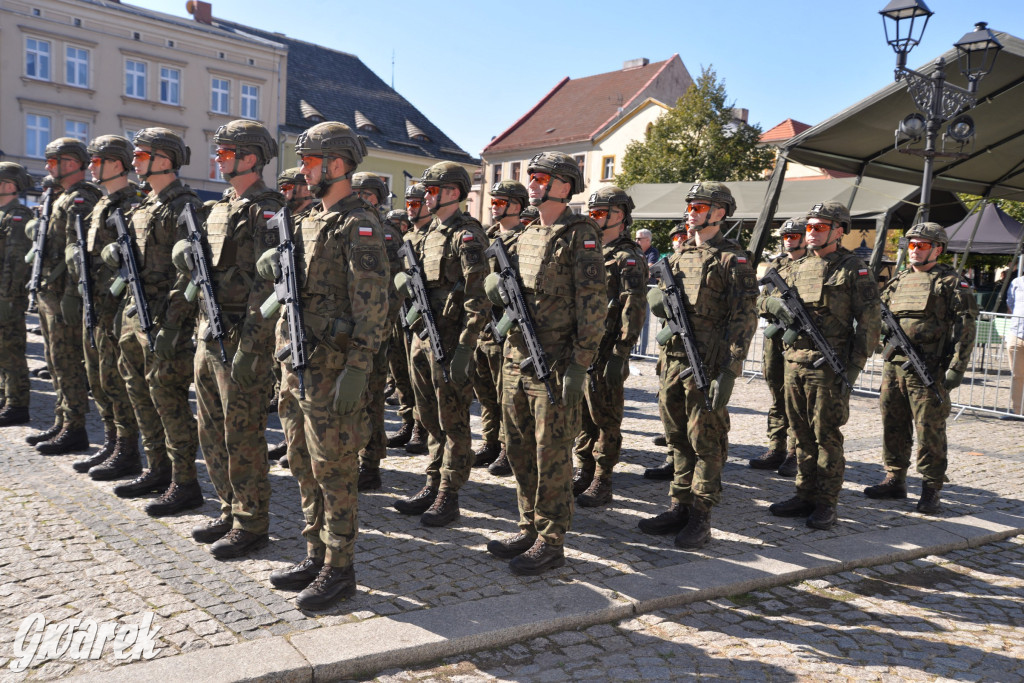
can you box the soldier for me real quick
[865,222,976,513]
[95,128,204,519]
[572,186,649,507]
[177,120,284,557]
[382,208,412,407]
[750,217,807,477]
[393,162,490,527]
[473,179,528,474]
[259,121,388,610]
[69,136,143,474]
[386,184,430,454]
[484,151,605,574]
[0,163,35,427]
[766,201,880,530]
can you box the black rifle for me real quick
[759,267,851,392]
[107,208,155,352]
[484,237,555,404]
[72,209,97,348]
[260,207,309,399]
[399,301,413,343]
[880,300,944,402]
[650,257,712,411]
[177,204,227,363]
[397,240,449,382]
[25,188,55,313]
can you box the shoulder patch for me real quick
[358,226,374,237]
[625,257,636,266]
[262,209,276,220]
[736,255,747,264]
[583,239,597,250]
[462,231,475,243]
[858,268,869,276]
[960,280,970,288]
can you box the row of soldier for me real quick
[0,118,977,612]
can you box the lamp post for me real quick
[880,0,1002,223]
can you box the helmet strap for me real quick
[311,157,352,199]
[428,187,460,214]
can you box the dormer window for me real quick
[406,120,430,142]
[354,110,379,133]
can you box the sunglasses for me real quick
[907,240,934,251]
[805,221,833,233]
[279,183,295,193]
[356,190,377,200]
[45,157,76,169]
[89,157,107,168]
[529,172,552,185]
[214,148,237,162]
[132,150,166,162]
[491,198,509,208]
[781,232,803,239]
[589,208,609,220]
[406,200,422,210]
[686,202,711,214]
[300,155,323,168]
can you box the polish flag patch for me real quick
[462,231,475,242]
[12,215,23,222]
[583,239,597,249]
[73,197,85,205]
[385,233,393,241]
[858,268,869,276]
[359,226,374,237]
[736,256,747,264]
[263,210,276,219]
[960,281,970,288]
[625,258,636,266]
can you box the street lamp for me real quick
[880,0,1002,222]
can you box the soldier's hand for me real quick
[394,271,411,299]
[605,354,627,387]
[646,287,667,318]
[172,240,194,275]
[839,365,861,395]
[944,368,964,390]
[0,298,15,323]
[65,245,80,280]
[230,348,262,388]
[60,293,82,324]
[709,367,737,411]
[764,297,794,326]
[449,344,474,385]
[153,324,182,361]
[101,243,121,268]
[484,272,505,307]
[562,363,588,405]
[331,367,367,415]
[257,249,281,282]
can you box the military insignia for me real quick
[584,262,600,280]
[464,248,482,265]
[858,268,869,276]
[736,256,747,264]
[12,215,23,222]
[462,231,475,243]
[263,210,276,219]
[625,258,636,266]
[264,229,279,247]
[385,233,393,241]
[583,239,597,249]
[73,196,85,205]
[960,280,970,288]
[357,250,380,271]
[359,226,374,237]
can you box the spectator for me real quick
[1006,265,1024,416]
[636,228,660,279]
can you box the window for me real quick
[125,60,146,99]
[65,120,88,142]
[26,38,51,80]
[211,78,229,114]
[601,155,615,181]
[491,163,502,185]
[26,114,51,158]
[160,67,180,105]
[209,143,223,181]
[66,46,89,87]
[574,154,586,176]
[240,84,259,119]
[510,162,521,181]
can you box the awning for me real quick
[946,202,1024,254]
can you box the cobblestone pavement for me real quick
[367,536,1024,682]
[1,319,1022,679]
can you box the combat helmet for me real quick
[905,222,949,247]
[774,216,808,238]
[588,185,635,228]
[295,121,366,166]
[405,182,427,201]
[213,120,277,180]
[806,201,851,234]
[491,179,528,219]
[352,172,389,206]
[277,167,306,188]
[520,205,539,224]
[45,137,89,166]
[384,209,410,231]
[0,162,35,193]
[87,135,133,182]
[420,162,471,201]
[133,128,190,170]
[686,181,736,218]
[527,152,583,204]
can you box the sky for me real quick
[129,0,1022,157]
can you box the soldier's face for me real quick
[804,220,835,248]
[782,233,805,252]
[908,239,940,265]
[299,156,323,186]
[0,180,16,196]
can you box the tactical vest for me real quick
[44,181,101,293]
[886,266,954,353]
[789,252,857,350]
[517,218,580,299]
[129,182,198,298]
[0,203,33,298]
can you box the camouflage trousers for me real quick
[387,320,415,424]
[472,339,504,446]
[195,337,273,533]
[784,360,850,506]
[359,342,391,470]
[575,361,629,478]
[38,293,89,428]
[410,334,474,491]
[502,362,580,547]
[879,361,951,489]
[0,303,29,408]
[280,352,370,568]
[660,355,729,508]
[118,317,197,483]
[763,335,795,453]
[84,300,137,438]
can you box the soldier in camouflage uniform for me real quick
[472,179,528,474]
[260,121,388,610]
[766,201,881,530]
[572,186,649,507]
[640,182,757,548]
[69,136,144,474]
[95,128,204,519]
[381,208,412,404]
[865,222,977,513]
[750,217,807,477]
[176,120,285,557]
[484,151,606,574]
[393,162,490,527]
[0,163,35,427]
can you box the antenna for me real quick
[391,49,395,89]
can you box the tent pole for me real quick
[869,208,896,277]
[955,191,993,278]
[747,154,788,264]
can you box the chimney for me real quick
[186,0,212,25]
[622,58,650,70]
[731,108,749,124]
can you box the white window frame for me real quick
[66,45,89,88]
[240,83,259,119]
[26,114,51,158]
[160,66,181,105]
[601,155,615,181]
[125,59,147,99]
[211,78,230,114]
[491,163,502,185]
[209,143,224,182]
[65,119,89,142]
[26,37,51,81]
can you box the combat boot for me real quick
[486,532,537,559]
[577,476,612,508]
[73,425,117,473]
[916,484,941,514]
[145,480,204,517]
[675,502,712,549]
[385,394,400,407]
[36,425,90,455]
[749,449,785,470]
[387,420,413,448]
[0,405,30,427]
[509,538,565,576]
[472,441,501,468]
[643,462,674,480]
[393,484,437,515]
[638,502,688,535]
[26,420,62,446]
[266,396,278,414]
[296,565,357,611]
[267,440,287,461]
[90,437,142,481]
[278,453,290,469]
[807,503,837,530]
[270,555,324,591]
[769,495,816,518]
[863,474,908,499]
[653,435,667,447]
[404,421,428,454]
[211,529,269,559]
[112,466,171,497]
[383,382,396,399]
[192,516,233,544]
[571,466,595,497]
[777,451,798,478]
[421,489,459,527]
[488,449,512,476]
[357,466,381,492]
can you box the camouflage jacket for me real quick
[479,221,523,346]
[756,252,800,321]
[880,262,977,374]
[381,220,404,329]
[599,233,650,362]
[0,198,34,303]
[45,179,102,299]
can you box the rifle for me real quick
[759,267,851,392]
[484,237,555,404]
[399,301,413,343]
[177,204,227,363]
[397,240,449,382]
[25,188,55,313]
[259,207,309,399]
[72,208,97,349]
[107,207,155,352]
[589,296,624,390]
[650,257,712,411]
[880,300,944,402]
